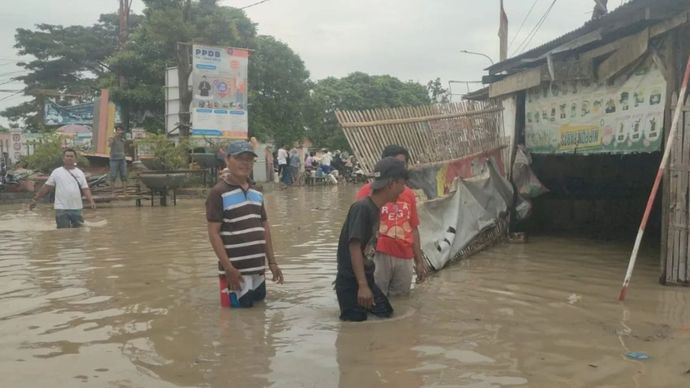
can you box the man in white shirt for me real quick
[320,150,333,174]
[277,145,288,184]
[30,148,96,228]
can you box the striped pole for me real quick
[618,53,690,301]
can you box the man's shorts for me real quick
[219,273,266,308]
[373,253,415,297]
[335,272,393,322]
[55,209,83,229]
[109,159,127,182]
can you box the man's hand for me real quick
[268,263,284,284]
[357,285,375,309]
[415,260,428,283]
[89,200,96,209]
[225,267,243,291]
[28,199,37,211]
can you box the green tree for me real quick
[109,0,257,136]
[1,14,125,130]
[307,72,430,150]
[248,35,311,146]
[20,135,89,173]
[427,77,450,103]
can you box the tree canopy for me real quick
[2,0,434,151]
[306,72,430,150]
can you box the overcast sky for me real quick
[0,0,625,126]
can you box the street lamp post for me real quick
[459,50,495,65]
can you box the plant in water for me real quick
[137,134,190,170]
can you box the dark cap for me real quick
[370,157,409,190]
[226,140,258,157]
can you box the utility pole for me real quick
[176,42,193,138]
[499,0,508,62]
[176,0,193,138]
[592,0,608,20]
[118,0,133,130]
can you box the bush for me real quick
[20,135,89,173]
[137,134,190,170]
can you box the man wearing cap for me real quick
[355,145,427,297]
[335,157,408,321]
[206,140,284,308]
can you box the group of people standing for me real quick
[275,145,302,186]
[207,140,426,320]
[275,145,360,186]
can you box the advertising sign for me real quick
[44,101,95,126]
[191,45,249,139]
[525,62,667,154]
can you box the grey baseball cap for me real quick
[226,140,257,157]
[370,157,409,190]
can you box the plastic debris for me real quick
[625,351,650,360]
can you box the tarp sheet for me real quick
[417,161,513,270]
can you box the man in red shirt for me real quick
[355,145,428,296]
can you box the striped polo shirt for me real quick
[206,180,268,275]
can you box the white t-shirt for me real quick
[277,148,288,165]
[45,167,89,210]
[321,152,332,166]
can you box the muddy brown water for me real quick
[1,185,690,388]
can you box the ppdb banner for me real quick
[191,45,249,139]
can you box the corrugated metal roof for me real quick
[487,0,690,75]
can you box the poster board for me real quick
[525,61,666,154]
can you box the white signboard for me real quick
[191,45,249,139]
[525,61,666,154]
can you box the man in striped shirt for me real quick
[206,140,284,308]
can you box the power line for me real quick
[509,0,541,50]
[0,79,22,86]
[0,90,24,102]
[0,70,28,78]
[513,0,559,55]
[240,0,271,10]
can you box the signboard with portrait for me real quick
[191,45,249,139]
[525,61,667,154]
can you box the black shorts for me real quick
[335,273,393,321]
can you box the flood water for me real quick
[1,184,690,388]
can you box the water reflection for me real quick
[1,185,690,387]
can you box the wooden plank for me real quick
[649,12,690,38]
[680,107,690,283]
[550,58,595,81]
[489,67,543,98]
[355,110,377,172]
[676,108,686,283]
[597,28,649,81]
[339,106,501,128]
[672,102,682,283]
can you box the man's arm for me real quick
[207,222,243,290]
[412,228,428,282]
[263,221,284,284]
[82,188,96,209]
[29,183,54,209]
[408,193,427,282]
[349,240,374,308]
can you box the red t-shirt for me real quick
[355,183,419,259]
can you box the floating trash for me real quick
[625,351,650,360]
